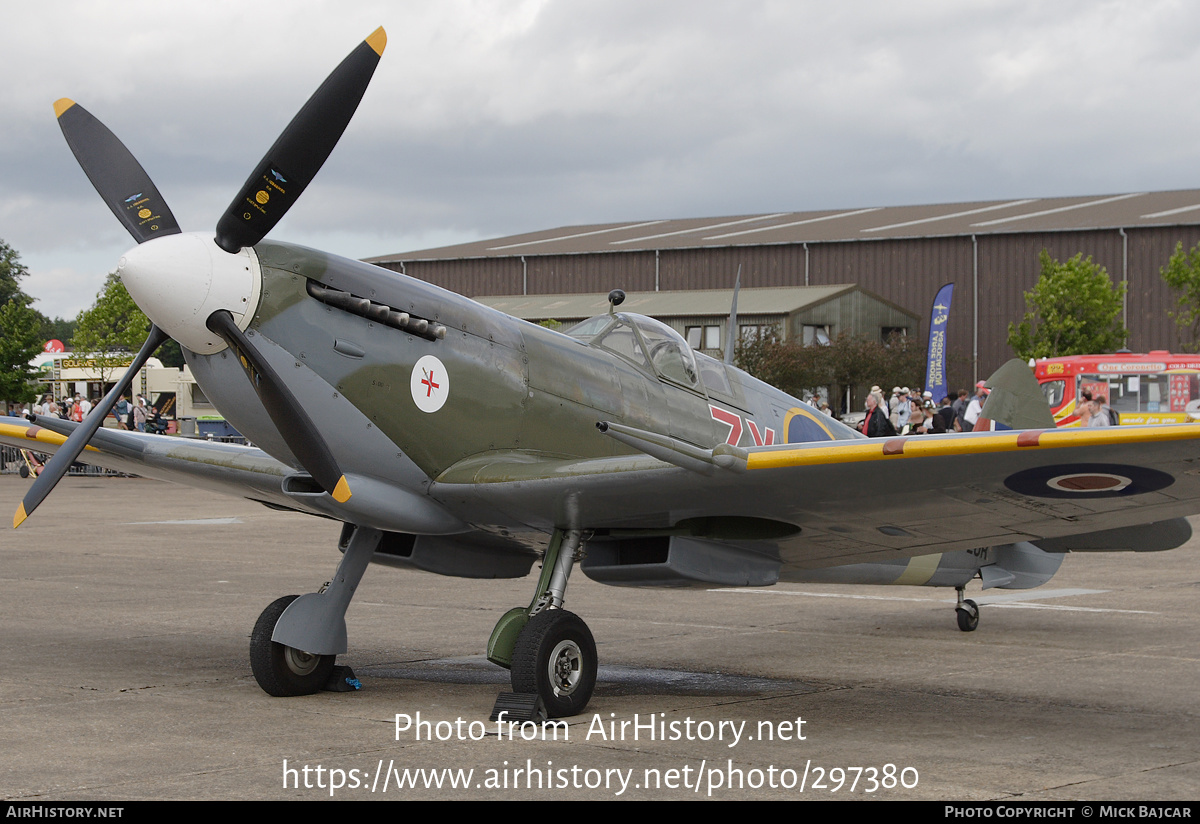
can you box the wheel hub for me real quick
[548,639,582,697]
[284,645,321,676]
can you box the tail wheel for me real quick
[511,609,597,718]
[956,599,980,632]
[250,595,335,696]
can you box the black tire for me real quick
[250,595,335,696]
[511,609,597,718]
[956,599,980,632]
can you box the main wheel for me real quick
[511,609,597,718]
[956,599,980,632]
[250,595,335,696]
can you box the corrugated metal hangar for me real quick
[366,188,1200,390]
[474,286,918,358]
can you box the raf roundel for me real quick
[1003,463,1174,499]
[410,354,449,413]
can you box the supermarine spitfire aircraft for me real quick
[7,28,1200,718]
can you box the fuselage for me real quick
[123,234,858,499]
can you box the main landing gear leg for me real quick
[955,586,980,632]
[250,524,382,696]
[488,528,596,718]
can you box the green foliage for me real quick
[736,333,827,395]
[736,330,924,410]
[730,326,782,383]
[0,237,76,351]
[0,238,31,307]
[0,239,56,405]
[0,298,45,405]
[72,274,151,384]
[156,338,185,369]
[40,315,76,348]
[1007,250,1127,360]
[1160,240,1200,352]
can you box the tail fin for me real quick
[975,359,1056,430]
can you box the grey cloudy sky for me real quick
[4,0,1200,318]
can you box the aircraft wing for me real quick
[0,417,307,514]
[11,414,1200,572]
[1,417,470,538]
[432,423,1200,571]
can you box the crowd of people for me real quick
[859,383,993,438]
[857,380,1117,437]
[7,393,169,433]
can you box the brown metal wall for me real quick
[526,252,659,295]
[801,237,973,389]
[377,257,526,297]
[387,226,1200,392]
[1126,226,1200,352]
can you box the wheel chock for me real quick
[490,692,544,723]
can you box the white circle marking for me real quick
[410,354,449,413]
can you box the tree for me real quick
[736,330,925,412]
[1007,250,1126,360]
[40,315,76,348]
[71,274,152,386]
[0,298,45,407]
[0,238,31,307]
[0,239,52,407]
[1160,240,1200,352]
[0,237,78,353]
[71,272,186,371]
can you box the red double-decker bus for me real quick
[1033,351,1200,426]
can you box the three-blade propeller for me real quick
[15,27,385,528]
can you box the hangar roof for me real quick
[368,188,1200,262]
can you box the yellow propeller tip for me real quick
[53,98,76,118]
[332,476,352,503]
[366,27,386,56]
[13,503,27,529]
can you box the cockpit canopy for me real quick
[566,312,701,390]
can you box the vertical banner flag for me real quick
[925,283,954,404]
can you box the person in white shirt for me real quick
[964,383,988,430]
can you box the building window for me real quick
[739,324,778,343]
[881,326,908,343]
[686,325,721,350]
[803,324,830,346]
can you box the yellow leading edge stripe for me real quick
[746,424,1200,470]
[2,422,109,529]
[0,421,100,450]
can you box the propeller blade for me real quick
[205,310,351,502]
[14,325,169,528]
[54,100,181,244]
[213,27,386,254]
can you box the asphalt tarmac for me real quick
[1,474,1197,800]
